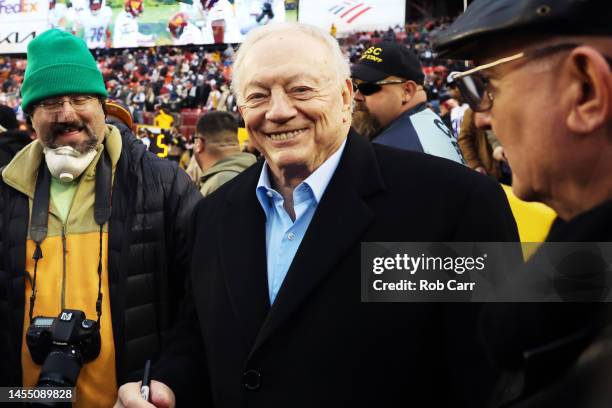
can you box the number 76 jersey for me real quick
[81,7,113,49]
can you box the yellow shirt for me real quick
[154,110,174,129]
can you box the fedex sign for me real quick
[0,0,47,53]
[0,0,39,14]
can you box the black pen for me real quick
[140,359,151,401]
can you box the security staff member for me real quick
[351,41,464,164]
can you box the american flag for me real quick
[328,1,373,24]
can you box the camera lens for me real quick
[36,349,82,388]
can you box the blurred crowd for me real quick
[1,18,465,127]
[0,44,236,124]
[2,18,489,183]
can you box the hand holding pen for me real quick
[140,360,151,401]
[113,360,176,408]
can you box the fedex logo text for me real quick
[0,0,39,14]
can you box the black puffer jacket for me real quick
[0,123,201,385]
[0,129,31,167]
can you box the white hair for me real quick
[231,22,351,104]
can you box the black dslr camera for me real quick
[26,309,101,388]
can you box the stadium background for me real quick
[1,0,555,241]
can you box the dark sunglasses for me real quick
[353,79,407,96]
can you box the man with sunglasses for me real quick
[0,30,201,407]
[352,41,464,164]
[435,0,612,406]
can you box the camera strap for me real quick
[29,149,112,324]
[94,151,112,324]
[29,162,51,324]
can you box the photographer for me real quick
[0,30,201,407]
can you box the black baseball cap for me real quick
[434,0,612,58]
[351,42,425,84]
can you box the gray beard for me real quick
[43,123,99,154]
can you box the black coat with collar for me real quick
[482,200,612,407]
[154,130,519,407]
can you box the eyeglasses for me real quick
[451,43,612,112]
[35,95,98,113]
[353,79,407,96]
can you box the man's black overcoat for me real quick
[154,130,519,407]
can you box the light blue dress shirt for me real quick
[256,139,347,304]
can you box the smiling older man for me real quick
[115,23,518,408]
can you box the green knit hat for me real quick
[21,29,108,112]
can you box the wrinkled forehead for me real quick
[245,70,326,91]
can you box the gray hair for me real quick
[231,22,351,104]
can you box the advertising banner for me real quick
[0,0,298,54]
[298,0,405,34]
[0,0,49,54]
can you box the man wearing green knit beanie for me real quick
[0,29,201,408]
[21,29,109,181]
